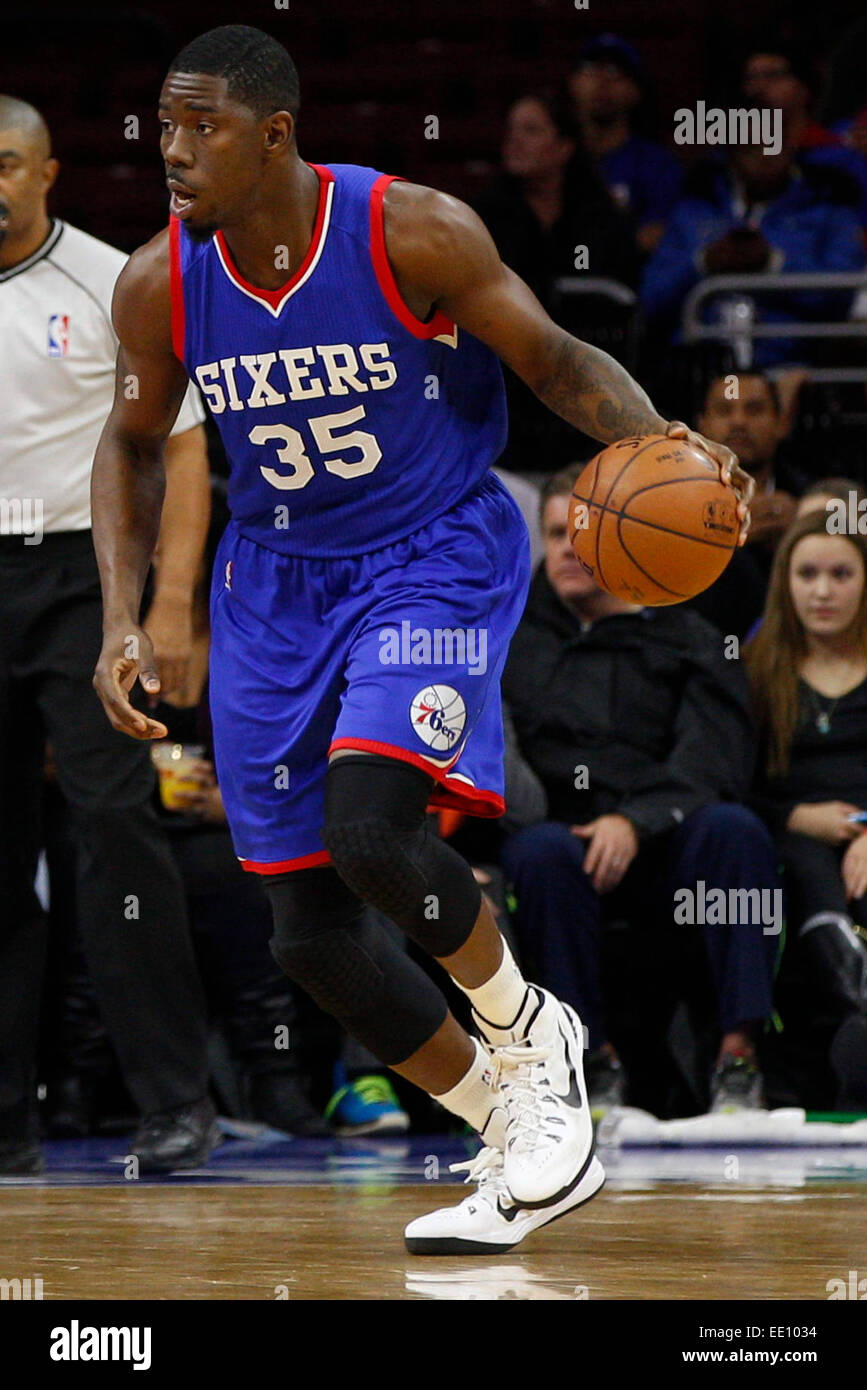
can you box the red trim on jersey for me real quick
[369,174,457,339]
[168,216,185,362]
[214,163,334,309]
[328,738,505,818]
[240,848,332,876]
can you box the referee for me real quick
[0,95,217,1174]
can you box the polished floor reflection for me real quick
[1,1132,865,1299]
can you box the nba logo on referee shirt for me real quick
[47,314,70,356]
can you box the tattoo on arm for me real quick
[537,334,668,444]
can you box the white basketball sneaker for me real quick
[404,1145,605,1256]
[476,987,595,1208]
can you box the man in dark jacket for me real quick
[685,370,807,641]
[501,462,781,1113]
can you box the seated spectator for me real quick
[743,43,848,153]
[796,476,867,519]
[474,89,640,303]
[741,41,867,227]
[501,462,780,1116]
[474,91,639,472]
[686,370,807,638]
[737,478,867,648]
[641,138,865,367]
[745,509,867,1109]
[566,32,684,255]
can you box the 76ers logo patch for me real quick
[410,685,466,754]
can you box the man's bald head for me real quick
[0,96,51,159]
[0,96,59,265]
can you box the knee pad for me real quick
[322,756,482,956]
[264,867,447,1065]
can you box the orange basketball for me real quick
[567,434,740,605]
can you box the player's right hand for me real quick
[665,421,754,544]
[92,624,169,740]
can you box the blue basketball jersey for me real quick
[169,162,509,556]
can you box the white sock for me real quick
[458,936,533,1044]
[432,1037,501,1138]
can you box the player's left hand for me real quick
[841,830,867,902]
[666,420,754,546]
[141,595,193,699]
[571,814,639,894]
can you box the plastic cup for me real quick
[150,742,206,812]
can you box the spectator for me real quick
[474,90,639,472]
[501,462,780,1115]
[796,476,867,519]
[474,89,639,301]
[746,509,867,1108]
[686,371,806,639]
[566,32,684,255]
[742,43,846,154]
[736,478,867,649]
[741,41,867,226]
[641,138,865,367]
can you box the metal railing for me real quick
[551,276,640,370]
[552,276,638,307]
[681,272,867,383]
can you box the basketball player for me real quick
[90,26,753,1252]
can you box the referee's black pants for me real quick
[0,531,209,1142]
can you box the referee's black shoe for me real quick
[130,1097,222,1173]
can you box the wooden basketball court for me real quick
[1,1135,865,1299]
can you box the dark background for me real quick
[2,0,865,252]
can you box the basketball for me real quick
[567,434,740,606]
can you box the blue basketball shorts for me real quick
[208,472,532,873]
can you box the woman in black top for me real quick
[473,90,640,473]
[746,509,867,1106]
